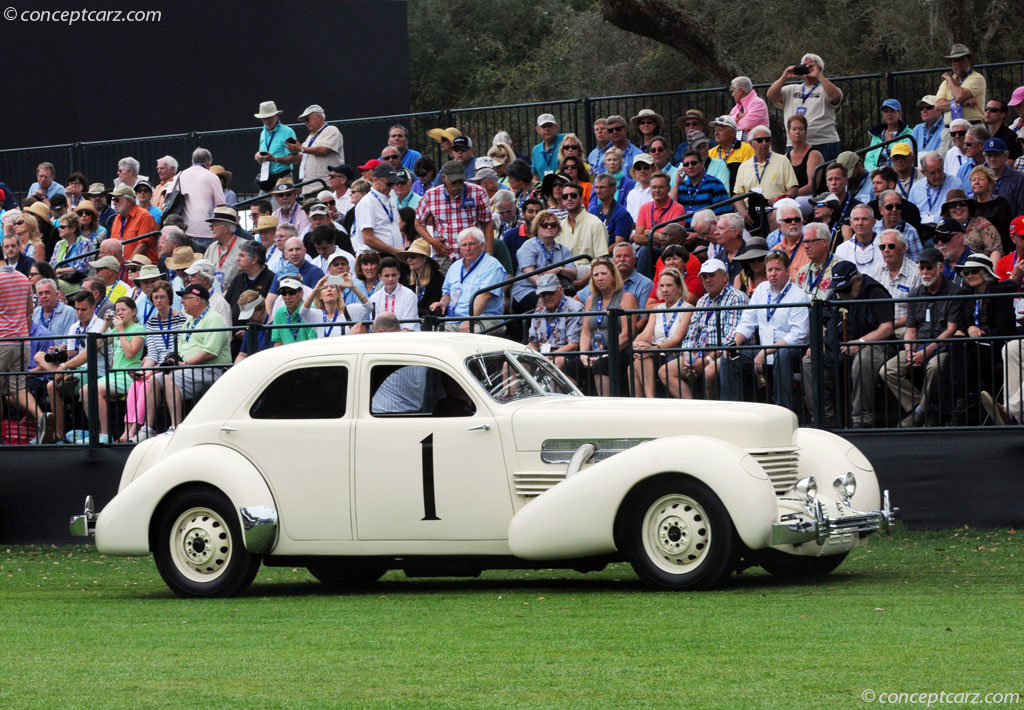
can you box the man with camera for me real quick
[767,54,844,162]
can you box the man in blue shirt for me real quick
[388,125,422,171]
[911,96,945,165]
[253,101,297,192]
[27,162,65,202]
[595,115,643,174]
[531,113,565,180]
[907,153,963,225]
[588,118,610,175]
[588,174,634,244]
[432,227,507,334]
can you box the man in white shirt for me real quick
[869,229,921,336]
[366,257,419,330]
[280,104,344,195]
[723,250,809,411]
[354,164,404,257]
[835,204,884,274]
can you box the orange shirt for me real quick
[110,205,158,262]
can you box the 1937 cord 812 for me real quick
[71,333,898,597]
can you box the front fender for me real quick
[794,428,880,511]
[508,436,779,560]
[94,444,276,556]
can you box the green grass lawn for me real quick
[2,529,1022,709]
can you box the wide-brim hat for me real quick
[426,127,461,144]
[86,182,108,196]
[165,246,202,270]
[210,165,233,186]
[631,109,664,131]
[134,264,161,281]
[73,201,98,218]
[540,172,570,198]
[398,239,438,266]
[940,189,975,217]
[206,206,239,226]
[676,109,708,132]
[253,215,279,233]
[944,43,971,59]
[24,201,52,222]
[127,254,153,267]
[273,178,297,194]
[732,237,770,261]
[953,253,997,279]
[254,100,283,119]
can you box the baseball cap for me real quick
[440,160,466,181]
[881,98,902,112]
[451,136,472,151]
[88,255,120,271]
[308,203,330,217]
[829,260,859,293]
[918,247,944,265]
[536,113,557,127]
[632,153,655,167]
[710,115,738,130]
[278,278,303,292]
[1010,87,1024,108]
[699,258,727,275]
[535,273,561,294]
[983,138,1008,153]
[1010,215,1024,236]
[185,259,215,277]
[372,164,399,183]
[298,104,324,119]
[918,95,939,109]
[890,142,913,158]
[177,283,210,301]
[933,218,965,240]
[357,159,382,171]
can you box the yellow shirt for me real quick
[733,152,798,200]
[936,70,987,125]
[710,140,754,164]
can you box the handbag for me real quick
[161,176,187,220]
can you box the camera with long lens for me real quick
[44,348,69,364]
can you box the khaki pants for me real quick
[881,350,948,414]
[1003,338,1024,424]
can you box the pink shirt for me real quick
[173,164,226,240]
[729,91,770,141]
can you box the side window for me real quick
[250,366,348,419]
[370,365,476,417]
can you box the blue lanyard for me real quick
[372,191,394,223]
[322,309,340,337]
[593,294,605,331]
[649,200,673,225]
[922,121,941,146]
[40,307,57,330]
[262,124,277,152]
[807,255,833,294]
[184,307,209,342]
[753,157,769,185]
[142,299,154,324]
[286,309,303,339]
[896,179,911,199]
[797,82,819,104]
[973,298,982,328]
[924,184,942,214]
[156,312,172,349]
[766,283,792,322]
[661,300,683,337]
[539,241,558,263]
[267,244,277,261]
[460,253,484,282]
[306,125,326,148]
[680,175,706,202]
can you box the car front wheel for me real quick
[153,486,261,597]
[622,476,736,590]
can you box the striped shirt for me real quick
[0,267,32,338]
[675,173,730,215]
[145,310,187,364]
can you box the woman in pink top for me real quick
[728,76,769,142]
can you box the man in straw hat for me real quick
[253,100,297,192]
[86,182,116,232]
[203,207,244,292]
[164,243,203,292]
[270,177,311,238]
[934,43,987,129]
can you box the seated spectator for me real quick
[14,207,46,263]
[880,247,965,427]
[671,110,710,164]
[732,237,769,297]
[872,189,923,261]
[711,213,748,281]
[911,95,945,163]
[2,233,33,276]
[733,125,798,228]
[630,109,664,153]
[950,254,1016,424]
[366,256,418,330]
[309,222,355,274]
[940,189,1001,262]
[503,198,543,270]
[836,204,884,275]
[558,156,593,206]
[678,258,748,400]
[823,162,860,242]
[785,115,824,197]
[271,276,319,346]
[50,213,93,293]
[399,240,443,317]
[201,206,243,292]
[234,291,271,361]
[86,255,130,316]
[995,216,1024,281]
[838,150,875,203]
[805,261,894,428]
[32,277,77,336]
[984,99,1020,160]
[864,99,913,171]
[649,233,704,304]
[727,77,769,142]
[632,172,684,270]
[673,149,730,216]
[134,181,162,224]
[557,182,609,264]
[322,252,369,312]
[579,241,653,310]
[431,227,507,334]
[967,165,1013,254]
[870,229,922,336]
[304,278,349,338]
[708,115,754,191]
[578,256,638,396]
[511,210,576,315]
[944,119,974,176]
[184,260,232,325]
[73,201,108,245]
[909,152,963,227]
[686,130,731,194]
[601,148,633,204]
[624,154,656,221]
[271,179,312,238]
[632,268,692,398]
[108,183,158,262]
[588,175,633,245]
[265,236,325,314]
[224,239,274,325]
[648,136,676,185]
[354,250,382,298]
[770,200,811,281]
[983,138,1024,218]
[133,280,186,433]
[503,159,532,204]
[933,218,974,289]
[528,274,584,377]
[796,221,846,299]
[86,183,116,233]
[726,250,809,411]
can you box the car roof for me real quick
[254,331,529,362]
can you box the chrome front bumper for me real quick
[69,495,97,537]
[771,489,901,546]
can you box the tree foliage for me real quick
[409,0,1023,113]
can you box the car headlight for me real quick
[794,476,817,503]
[833,472,857,499]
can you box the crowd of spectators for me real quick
[2,47,1024,444]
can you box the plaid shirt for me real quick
[416,182,492,259]
[993,165,1024,217]
[681,285,748,354]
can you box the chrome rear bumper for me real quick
[771,489,901,546]
[69,495,96,537]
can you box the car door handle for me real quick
[467,424,490,431]
[220,425,238,433]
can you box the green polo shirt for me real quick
[180,307,231,364]
[271,306,318,345]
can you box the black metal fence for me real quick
[3,62,1022,204]
[2,294,1021,448]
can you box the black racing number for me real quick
[420,434,440,521]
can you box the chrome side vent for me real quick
[541,438,652,464]
[514,471,567,497]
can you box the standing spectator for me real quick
[532,113,565,179]
[415,160,493,269]
[253,101,297,192]
[630,109,664,153]
[431,227,507,334]
[864,99,913,172]
[870,229,922,335]
[880,247,965,427]
[588,118,611,175]
[152,156,178,210]
[943,119,973,176]
[164,283,231,429]
[355,164,405,258]
[388,125,421,172]
[727,77,769,142]
[280,105,344,196]
[270,178,311,238]
[934,44,987,129]
[0,261,49,441]
[108,184,158,263]
[431,136,477,187]
[27,162,65,202]
[726,250,809,411]
[873,189,923,261]
[327,164,356,217]
[912,95,946,164]
[170,148,226,249]
[202,207,243,293]
[366,256,418,330]
[766,54,843,161]
[209,166,235,208]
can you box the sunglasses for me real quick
[608,125,625,132]
[539,222,560,229]
[879,243,899,250]
[779,217,802,224]
[947,202,968,210]
[984,106,1002,112]
[638,119,656,125]
[125,265,141,272]
[933,234,954,244]
[382,155,400,161]
[561,193,580,199]
[563,144,580,151]
[649,146,667,153]
[633,164,652,170]
[883,203,902,211]
[751,137,772,144]
[961,267,985,275]
[14,220,25,225]
[278,288,299,296]
[684,121,701,127]
[329,173,344,178]
[814,202,833,209]
[682,161,700,168]
[950,131,967,138]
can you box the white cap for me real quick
[699,258,727,275]
[536,113,557,127]
[278,278,303,291]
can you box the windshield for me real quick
[466,351,580,403]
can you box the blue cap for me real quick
[983,137,1008,153]
[277,262,301,278]
[881,99,902,112]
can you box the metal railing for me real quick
[2,61,1021,206]
[4,290,1021,447]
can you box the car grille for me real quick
[748,447,801,496]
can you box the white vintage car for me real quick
[71,332,898,597]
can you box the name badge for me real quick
[464,199,476,210]
[541,343,552,354]
[925,307,932,323]
[796,106,807,115]
[897,284,910,292]
[214,271,226,292]
[448,287,461,316]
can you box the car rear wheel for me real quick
[153,487,261,597]
[759,549,849,578]
[307,563,386,588]
[622,476,736,590]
